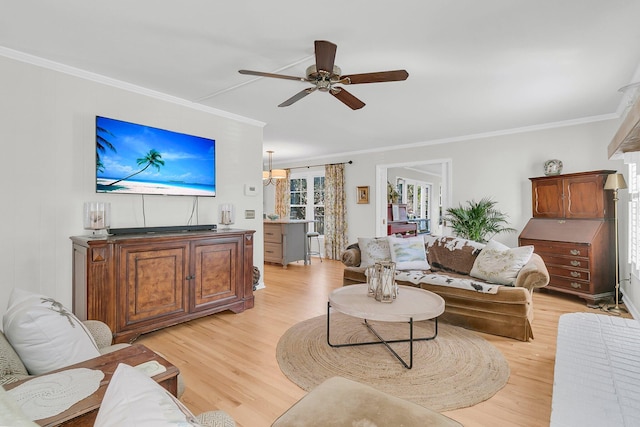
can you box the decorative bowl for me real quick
[267,214,279,221]
[544,159,563,176]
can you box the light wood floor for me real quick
[137,258,625,427]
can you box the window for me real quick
[396,177,432,221]
[290,171,325,235]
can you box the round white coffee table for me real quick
[327,284,445,369]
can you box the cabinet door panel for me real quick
[564,176,606,218]
[533,179,564,218]
[120,245,188,330]
[192,240,239,311]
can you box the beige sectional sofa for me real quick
[341,235,550,341]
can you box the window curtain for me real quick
[275,169,290,219]
[324,163,348,260]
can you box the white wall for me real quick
[311,120,624,246]
[0,55,265,315]
[273,118,637,311]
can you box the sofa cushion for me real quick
[424,236,485,275]
[395,271,500,294]
[94,363,201,427]
[358,237,392,267]
[388,236,430,270]
[2,289,100,375]
[470,240,534,285]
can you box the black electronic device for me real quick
[107,224,217,235]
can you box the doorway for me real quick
[375,159,452,237]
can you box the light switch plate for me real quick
[245,210,256,219]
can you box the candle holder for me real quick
[366,265,378,297]
[83,202,110,236]
[373,262,397,303]
[218,204,235,229]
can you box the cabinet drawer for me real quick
[520,239,590,258]
[264,225,283,243]
[547,265,590,282]
[548,275,592,293]
[264,242,283,262]
[538,254,590,270]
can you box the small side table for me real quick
[4,344,179,427]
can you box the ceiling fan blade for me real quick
[341,70,409,85]
[330,87,365,110]
[278,87,317,107]
[315,40,337,73]
[239,69,308,82]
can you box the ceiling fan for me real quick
[238,40,409,110]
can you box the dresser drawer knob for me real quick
[570,249,580,256]
[570,282,582,289]
[570,260,581,267]
[570,271,581,278]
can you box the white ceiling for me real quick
[2,1,640,165]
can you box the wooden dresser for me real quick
[519,170,616,306]
[71,229,255,343]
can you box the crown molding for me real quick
[0,46,265,128]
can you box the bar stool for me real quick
[306,231,322,263]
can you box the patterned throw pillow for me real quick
[358,237,392,267]
[388,236,430,270]
[424,235,485,274]
[470,240,534,285]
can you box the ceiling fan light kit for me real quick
[239,40,409,110]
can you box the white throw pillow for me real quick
[2,288,100,375]
[470,240,534,285]
[94,363,202,427]
[358,237,392,267]
[0,386,39,427]
[388,236,430,270]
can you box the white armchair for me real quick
[0,320,235,427]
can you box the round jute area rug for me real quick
[276,312,510,412]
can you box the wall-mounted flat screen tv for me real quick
[96,116,216,197]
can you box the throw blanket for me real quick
[395,270,501,294]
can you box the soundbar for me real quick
[108,224,217,235]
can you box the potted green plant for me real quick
[443,197,515,243]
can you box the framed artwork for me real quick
[357,186,370,204]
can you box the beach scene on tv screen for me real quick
[96,116,216,196]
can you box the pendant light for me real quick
[263,150,287,186]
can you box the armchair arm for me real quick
[514,253,550,292]
[341,244,361,267]
[196,410,236,426]
[82,320,114,350]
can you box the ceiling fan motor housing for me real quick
[306,65,342,91]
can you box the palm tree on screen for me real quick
[96,125,116,173]
[108,149,165,186]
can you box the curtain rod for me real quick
[287,160,353,170]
